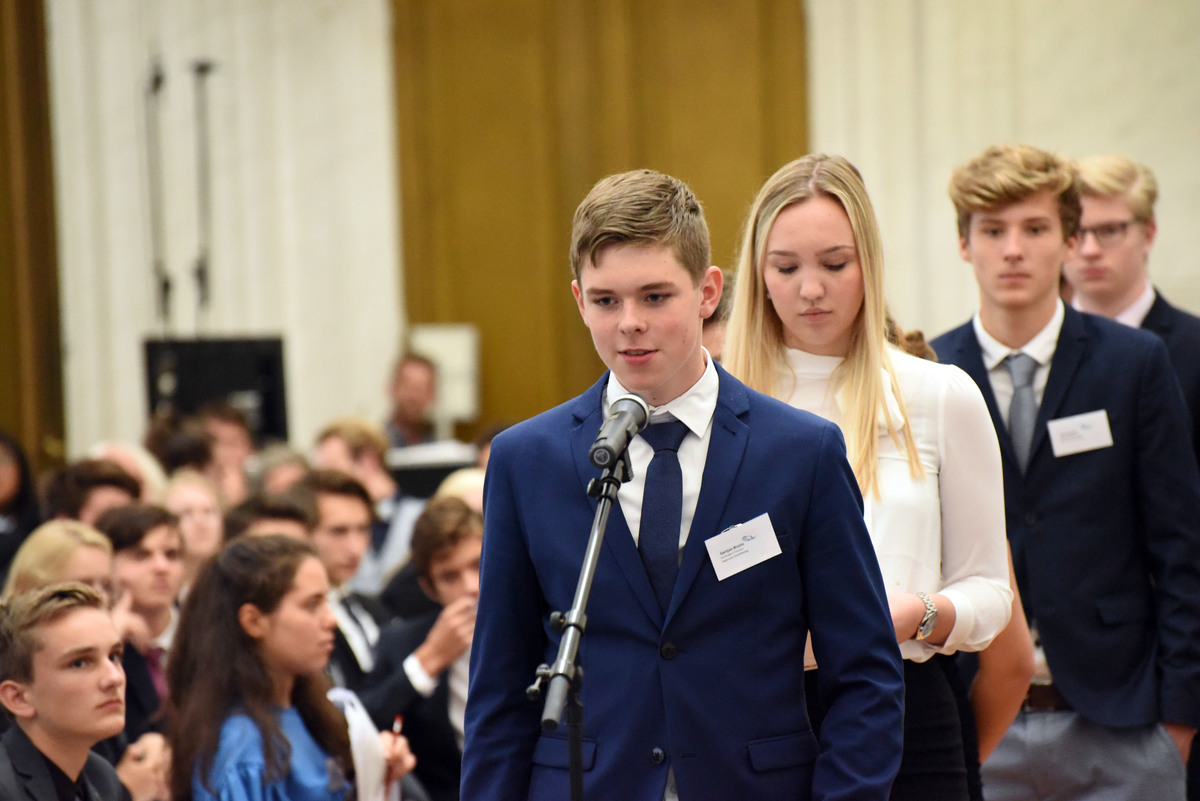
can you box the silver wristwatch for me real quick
[914,592,938,641]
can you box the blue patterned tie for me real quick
[1006,352,1038,471]
[639,419,689,613]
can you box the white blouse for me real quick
[782,347,1012,662]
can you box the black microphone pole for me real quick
[528,398,647,801]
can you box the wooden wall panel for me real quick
[394,0,806,431]
[0,0,65,473]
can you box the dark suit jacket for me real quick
[360,613,462,801]
[461,365,905,801]
[1142,291,1200,462]
[121,646,162,742]
[932,307,1200,729]
[328,592,387,692]
[0,725,128,801]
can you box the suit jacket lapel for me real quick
[942,326,1021,467]
[569,375,663,626]
[1031,306,1088,463]
[667,365,749,624]
[1141,291,1174,339]
[4,725,58,801]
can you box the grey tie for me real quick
[1006,352,1038,471]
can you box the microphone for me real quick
[589,394,650,469]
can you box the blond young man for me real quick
[932,144,1200,801]
[0,584,129,801]
[1065,155,1200,464]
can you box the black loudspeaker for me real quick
[144,337,288,443]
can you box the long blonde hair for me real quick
[724,154,922,496]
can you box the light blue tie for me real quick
[1006,352,1038,471]
[639,419,689,613]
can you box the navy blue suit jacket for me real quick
[1142,291,1200,463]
[461,365,904,801]
[932,307,1200,729]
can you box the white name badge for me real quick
[705,512,782,581]
[1046,409,1113,457]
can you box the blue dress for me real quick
[193,707,351,801]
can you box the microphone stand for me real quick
[527,448,633,801]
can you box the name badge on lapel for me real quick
[705,512,781,581]
[1046,409,1113,457]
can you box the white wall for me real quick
[45,0,403,456]
[805,0,1200,337]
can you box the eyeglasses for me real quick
[1077,220,1138,248]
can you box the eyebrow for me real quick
[766,244,854,258]
[583,281,677,296]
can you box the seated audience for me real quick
[296,471,386,690]
[87,441,169,503]
[95,505,185,744]
[0,520,169,801]
[41,459,139,526]
[164,470,224,594]
[249,443,310,495]
[362,497,482,801]
[313,418,426,595]
[200,402,256,506]
[378,468,482,623]
[224,491,315,541]
[385,354,438,449]
[0,584,128,801]
[0,433,42,582]
[166,535,415,801]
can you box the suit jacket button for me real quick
[659,642,677,659]
[651,747,666,764]
[1023,511,1037,526]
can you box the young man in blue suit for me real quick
[931,144,1200,801]
[461,169,904,801]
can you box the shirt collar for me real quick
[1099,282,1156,328]
[151,605,179,651]
[603,348,718,439]
[972,299,1065,370]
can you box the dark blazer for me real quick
[328,592,387,692]
[360,613,462,801]
[1142,291,1200,462]
[0,725,128,801]
[121,646,162,742]
[932,306,1200,729]
[461,365,905,801]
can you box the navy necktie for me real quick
[1006,352,1038,471]
[639,419,689,613]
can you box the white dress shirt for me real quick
[972,299,1065,427]
[331,586,381,673]
[781,346,1013,661]
[1073,281,1156,329]
[604,351,719,556]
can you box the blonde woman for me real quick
[725,154,1012,800]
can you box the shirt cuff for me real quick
[402,652,438,697]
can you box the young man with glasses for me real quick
[1064,155,1200,466]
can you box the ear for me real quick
[698,266,723,319]
[957,235,972,263]
[571,280,586,319]
[238,602,268,640]
[0,679,35,721]
[1142,218,1157,249]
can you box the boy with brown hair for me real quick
[462,169,903,800]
